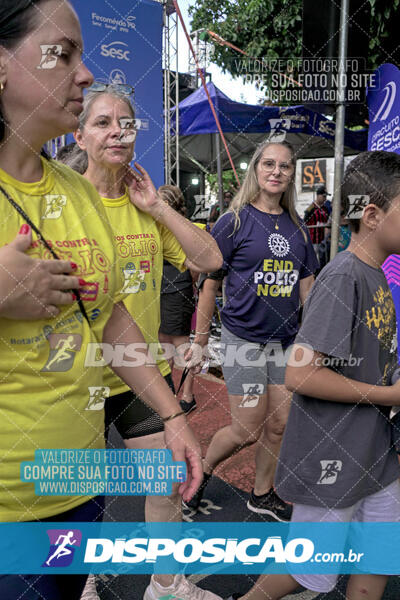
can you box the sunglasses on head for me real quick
[89,82,135,97]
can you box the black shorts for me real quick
[159,286,195,336]
[104,373,175,440]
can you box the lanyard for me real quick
[0,185,90,326]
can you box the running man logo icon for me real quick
[119,117,137,143]
[42,194,67,219]
[346,195,370,220]
[41,334,82,372]
[43,529,82,567]
[121,268,145,294]
[317,460,343,485]
[239,383,265,408]
[86,386,110,411]
[37,44,62,69]
[267,118,291,143]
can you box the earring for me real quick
[0,82,4,93]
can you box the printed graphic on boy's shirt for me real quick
[41,334,82,372]
[239,383,265,407]
[42,194,67,219]
[86,386,110,411]
[317,460,343,485]
[365,286,396,350]
[121,268,145,294]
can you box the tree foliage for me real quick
[189,0,399,78]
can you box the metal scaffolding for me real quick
[163,0,180,186]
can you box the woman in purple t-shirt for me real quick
[187,141,318,519]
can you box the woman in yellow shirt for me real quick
[0,1,211,598]
[63,86,222,600]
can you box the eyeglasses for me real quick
[89,82,135,96]
[259,159,294,176]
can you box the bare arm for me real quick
[285,344,399,406]
[185,277,221,372]
[299,275,314,305]
[103,301,202,501]
[124,164,222,272]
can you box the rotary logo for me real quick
[268,233,290,257]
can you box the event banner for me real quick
[2,522,400,575]
[368,63,400,357]
[367,62,400,153]
[71,0,164,186]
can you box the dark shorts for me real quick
[104,373,175,440]
[159,286,195,336]
[0,497,104,600]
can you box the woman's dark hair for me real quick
[342,151,400,233]
[0,0,54,141]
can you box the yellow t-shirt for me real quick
[101,193,186,394]
[0,158,125,521]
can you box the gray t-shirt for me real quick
[276,251,400,508]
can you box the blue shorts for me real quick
[0,496,104,600]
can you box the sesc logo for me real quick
[372,81,397,123]
[101,41,130,62]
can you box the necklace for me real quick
[268,211,282,230]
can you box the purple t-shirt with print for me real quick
[211,204,318,345]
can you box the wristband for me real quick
[195,330,210,335]
[162,410,186,423]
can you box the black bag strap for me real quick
[0,185,90,326]
[176,366,190,396]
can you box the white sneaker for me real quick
[80,574,100,600]
[143,574,222,600]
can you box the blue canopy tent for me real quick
[172,82,367,173]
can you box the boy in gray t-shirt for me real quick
[225,152,400,600]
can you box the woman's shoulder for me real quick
[49,159,99,198]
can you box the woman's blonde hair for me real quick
[229,140,307,241]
